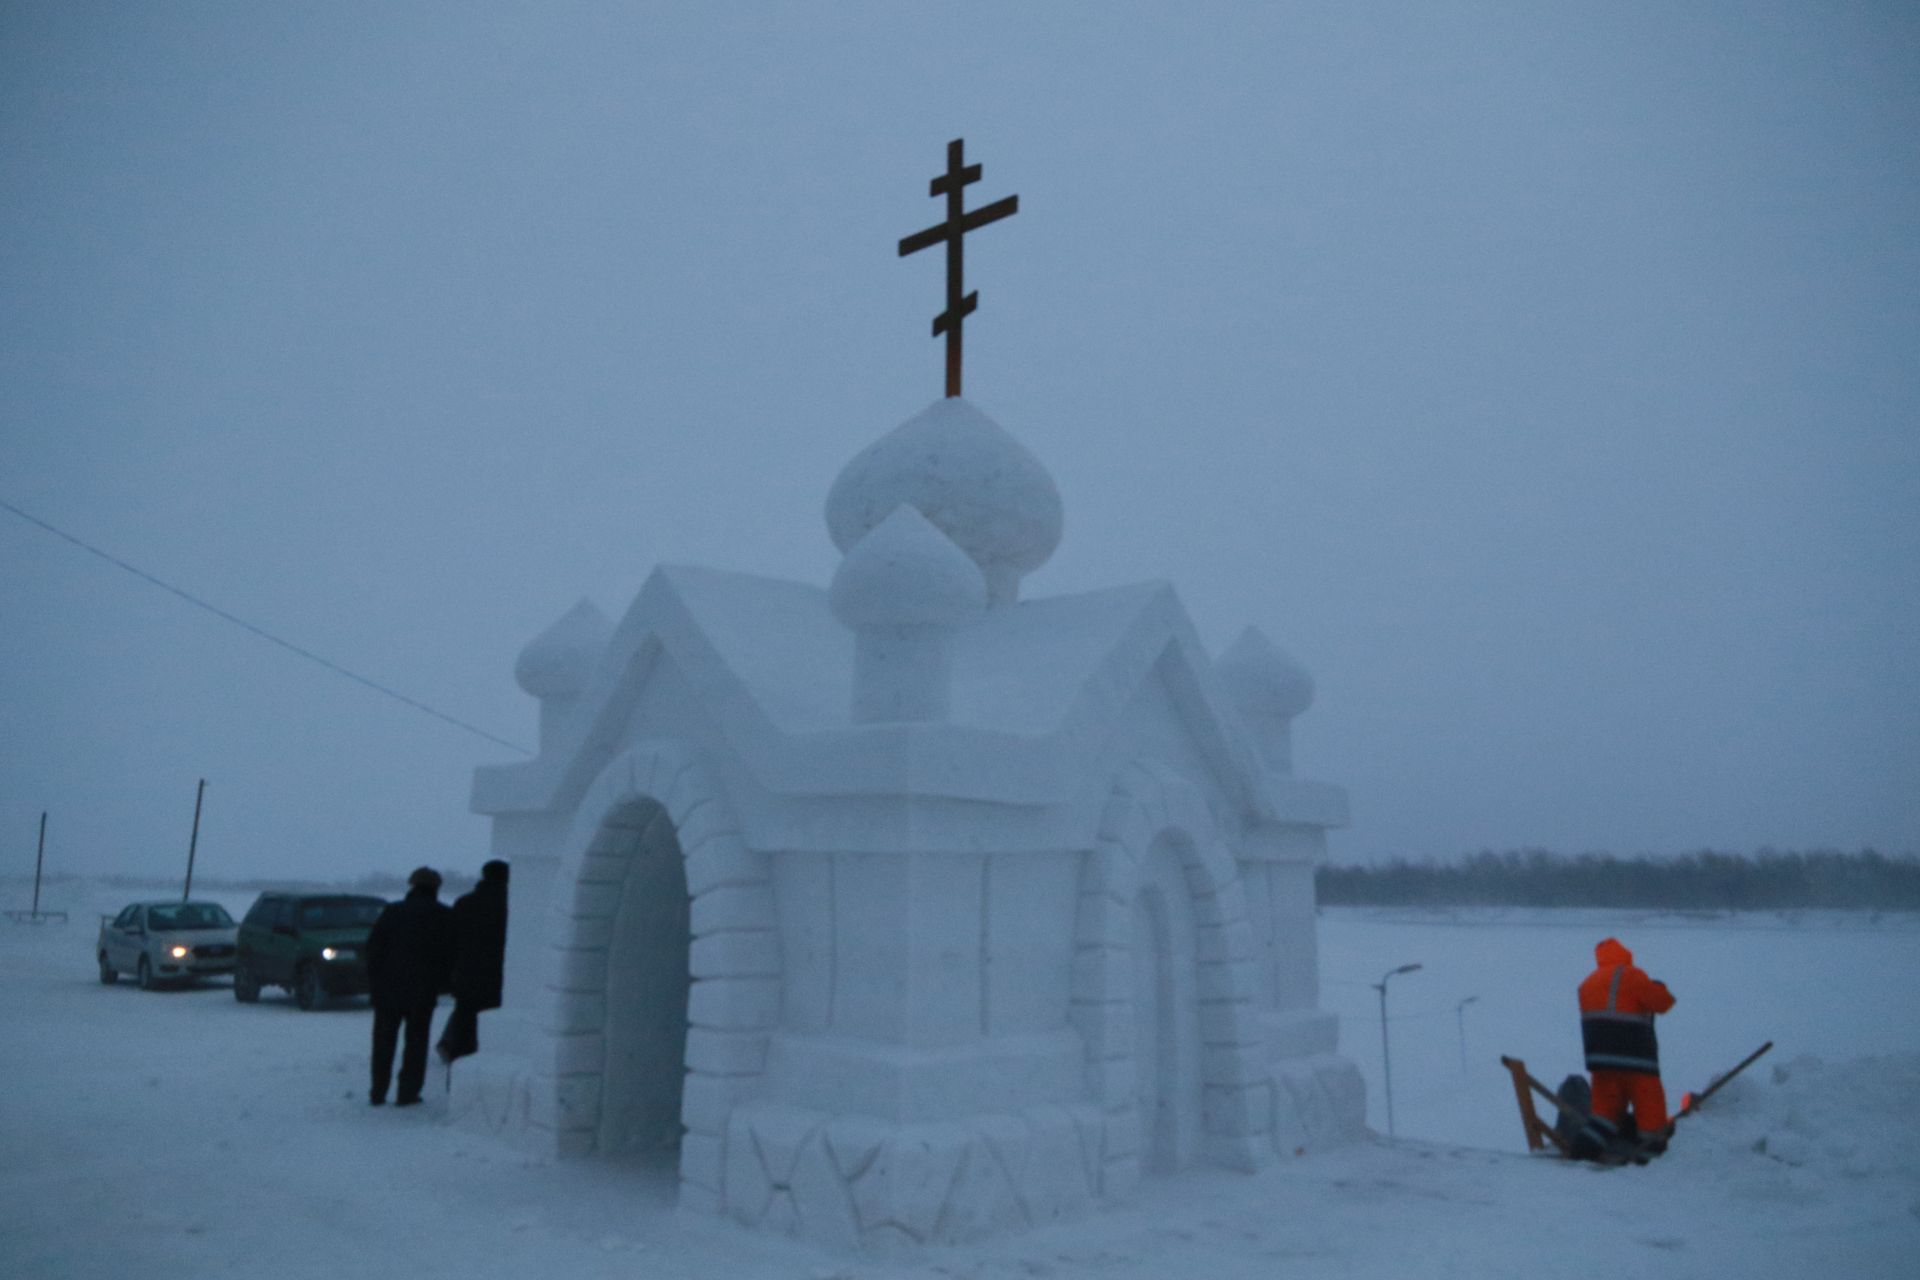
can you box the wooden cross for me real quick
[898,138,1019,398]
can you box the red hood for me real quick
[1595,937,1633,967]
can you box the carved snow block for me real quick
[689,929,781,979]
[825,1113,890,1184]
[550,1030,606,1077]
[684,835,764,897]
[566,880,624,920]
[548,944,609,994]
[937,1133,1022,1240]
[788,1128,861,1249]
[685,1026,769,1076]
[544,990,606,1036]
[1020,1105,1096,1225]
[1313,1055,1368,1138]
[679,1131,725,1194]
[687,976,780,1030]
[682,1071,755,1136]
[690,883,776,937]
[853,1121,971,1243]
[1069,946,1129,1003]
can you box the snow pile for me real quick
[1690,1053,1920,1184]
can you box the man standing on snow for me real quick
[366,866,455,1107]
[437,859,509,1067]
[1578,937,1676,1153]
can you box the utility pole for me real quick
[183,779,206,901]
[1374,962,1423,1139]
[32,811,46,917]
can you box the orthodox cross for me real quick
[898,138,1019,398]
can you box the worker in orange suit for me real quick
[1578,937,1676,1154]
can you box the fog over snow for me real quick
[3,2,1916,883]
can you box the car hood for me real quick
[152,928,239,946]
[300,927,371,946]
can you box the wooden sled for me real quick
[1500,1042,1774,1161]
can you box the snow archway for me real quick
[542,743,777,1211]
[594,797,691,1156]
[1072,764,1271,1186]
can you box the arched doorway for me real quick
[596,798,692,1158]
[1129,835,1203,1173]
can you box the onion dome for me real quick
[1216,626,1315,722]
[825,397,1062,605]
[514,598,613,699]
[830,504,988,630]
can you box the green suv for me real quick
[233,892,385,1009]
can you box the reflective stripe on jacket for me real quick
[1578,938,1674,1077]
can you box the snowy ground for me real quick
[4,881,1918,1279]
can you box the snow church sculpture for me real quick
[468,142,1364,1249]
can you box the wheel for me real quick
[233,964,260,1003]
[136,955,154,991]
[294,965,325,1011]
[98,954,117,985]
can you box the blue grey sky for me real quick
[3,2,1916,880]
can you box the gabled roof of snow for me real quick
[474,563,1346,829]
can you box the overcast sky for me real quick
[3,2,1915,883]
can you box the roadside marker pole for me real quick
[32,812,46,916]
[183,779,206,901]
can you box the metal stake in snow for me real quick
[898,138,1019,398]
[1375,962,1423,1138]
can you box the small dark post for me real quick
[898,138,1019,398]
[31,812,46,917]
[183,778,206,902]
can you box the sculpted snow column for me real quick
[1217,628,1331,1029]
[514,599,614,752]
[831,504,988,722]
[504,599,614,1012]
[1215,626,1314,777]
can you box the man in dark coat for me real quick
[437,860,509,1066]
[366,866,455,1106]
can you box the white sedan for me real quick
[98,901,240,989]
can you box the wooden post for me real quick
[1500,1056,1572,1155]
[32,812,46,917]
[183,779,206,901]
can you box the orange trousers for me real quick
[1590,1069,1669,1132]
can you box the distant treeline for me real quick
[1316,849,1920,911]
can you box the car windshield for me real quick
[146,903,234,931]
[296,899,382,930]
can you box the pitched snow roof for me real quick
[473,563,1346,830]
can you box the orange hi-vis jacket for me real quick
[1578,938,1675,1077]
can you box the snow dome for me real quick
[825,397,1063,606]
[829,502,989,629]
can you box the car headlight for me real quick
[321,946,355,961]
[169,945,190,959]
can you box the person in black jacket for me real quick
[437,860,509,1066]
[365,866,455,1106]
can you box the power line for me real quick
[1,496,532,756]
